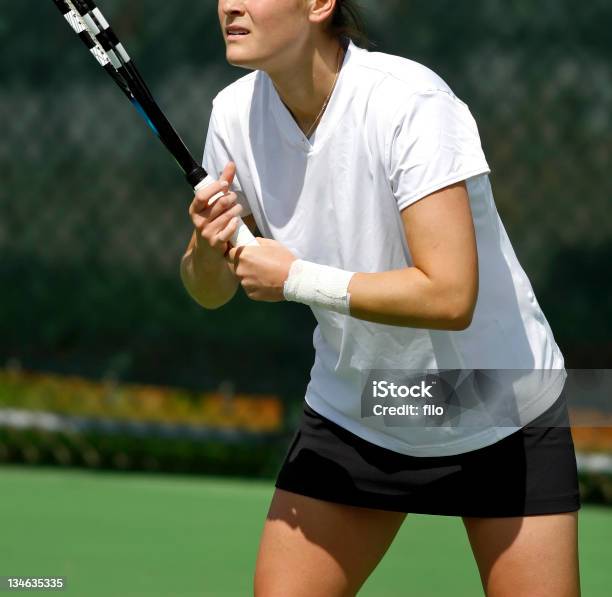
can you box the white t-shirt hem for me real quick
[396,166,491,212]
[304,369,567,457]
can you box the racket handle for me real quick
[230,218,259,248]
[192,172,259,248]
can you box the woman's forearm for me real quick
[180,231,240,310]
[347,268,476,331]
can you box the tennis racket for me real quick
[50,0,257,248]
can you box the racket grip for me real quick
[231,218,259,248]
[192,174,259,248]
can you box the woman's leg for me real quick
[254,488,407,597]
[462,512,580,597]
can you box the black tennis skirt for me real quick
[274,391,581,517]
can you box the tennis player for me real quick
[181,1,581,595]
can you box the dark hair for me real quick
[329,0,370,48]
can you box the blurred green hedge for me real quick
[0,424,288,478]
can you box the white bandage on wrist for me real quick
[283,259,355,315]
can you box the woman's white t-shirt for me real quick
[201,41,567,456]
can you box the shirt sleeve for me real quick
[201,103,252,217]
[387,90,491,212]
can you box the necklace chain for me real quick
[304,45,344,140]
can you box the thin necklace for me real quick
[304,45,344,139]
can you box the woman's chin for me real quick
[226,48,260,70]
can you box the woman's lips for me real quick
[226,27,250,40]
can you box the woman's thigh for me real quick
[254,488,407,597]
[462,511,580,597]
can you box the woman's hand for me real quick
[226,238,298,302]
[188,163,244,259]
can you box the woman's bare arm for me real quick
[347,181,479,330]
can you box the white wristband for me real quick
[283,259,355,315]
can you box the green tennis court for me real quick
[1,465,609,596]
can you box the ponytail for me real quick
[329,0,370,48]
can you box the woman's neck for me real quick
[267,37,345,136]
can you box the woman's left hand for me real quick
[225,238,297,302]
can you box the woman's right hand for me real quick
[188,163,244,258]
